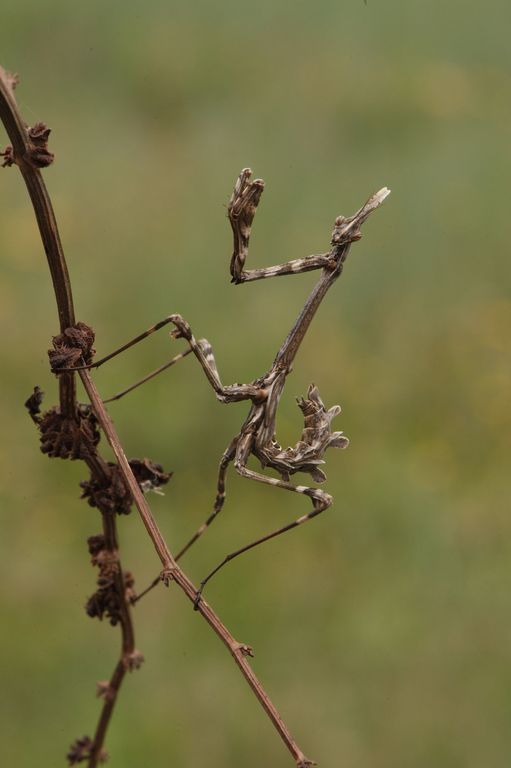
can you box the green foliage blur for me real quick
[1,2,510,766]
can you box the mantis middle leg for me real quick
[175,437,238,560]
[194,435,332,606]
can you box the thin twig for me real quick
[80,368,313,766]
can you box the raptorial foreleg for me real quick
[228,168,333,284]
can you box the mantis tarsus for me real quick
[57,169,389,605]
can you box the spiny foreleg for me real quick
[228,168,333,284]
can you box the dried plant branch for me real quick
[1,65,319,768]
[0,66,143,767]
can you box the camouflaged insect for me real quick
[54,169,389,602]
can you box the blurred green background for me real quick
[1,1,510,766]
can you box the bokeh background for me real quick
[1,2,510,766]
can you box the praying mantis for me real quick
[58,169,389,605]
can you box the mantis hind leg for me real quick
[194,454,332,607]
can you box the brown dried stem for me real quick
[0,66,75,415]
[0,66,138,768]
[0,65,313,767]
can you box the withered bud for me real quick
[236,643,254,658]
[87,534,106,559]
[123,570,136,603]
[25,145,54,169]
[96,680,114,701]
[0,146,15,167]
[160,568,175,587]
[49,322,96,371]
[3,69,19,91]
[81,457,172,514]
[26,148,54,169]
[28,122,51,146]
[67,735,92,764]
[25,121,54,169]
[94,549,120,576]
[67,736,108,765]
[86,574,122,626]
[24,386,44,423]
[39,404,100,460]
[124,649,144,671]
[129,457,172,494]
[80,463,132,515]
[86,540,133,626]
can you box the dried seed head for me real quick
[28,122,51,146]
[24,385,44,423]
[67,736,98,765]
[49,321,96,371]
[39,404,100,460]
[86,572,121,626]
[123,570,136,603]
[124,649,144,671]
[96,680,114,701]
[0,145,15,167]
[25,121,54,168]
[80,463,132,515]
[87,534,106,559]
[81,457,171,515]
[129,457,172,494]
